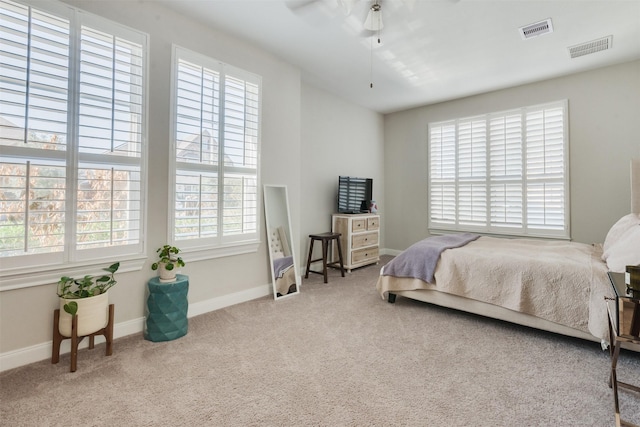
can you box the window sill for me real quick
[180,240,260,263]
[1,240,261,292]
[0,257,147,292]
[428,228,571,241]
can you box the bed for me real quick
[376,159,640,344]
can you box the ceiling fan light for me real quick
[364,7,383,31]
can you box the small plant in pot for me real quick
[151,245,185,282]
[57,262,120,337]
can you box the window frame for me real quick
[427,100,570,239]
[168,45,261,262]
[0,0,149,290]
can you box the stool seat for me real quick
[305,232,345,283]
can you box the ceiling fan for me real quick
[285,0,453,88]
[338,0,417,31]
[285,0,416,33]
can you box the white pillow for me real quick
[604,224,640,273]
[603,213,640,256]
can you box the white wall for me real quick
[0,0,303,367]
[384,60,640,251]
[0,0,387,371]
[300,85,385,265]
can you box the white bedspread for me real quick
[377,236,613,341]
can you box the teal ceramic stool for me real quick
[145,274,189,342]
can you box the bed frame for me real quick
[387,159,640,343]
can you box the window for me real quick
[428,100,569,239]
[170,46,260,257]
[0,0,147,284]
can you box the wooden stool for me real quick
[305,232,345,283]
[51,304,114,372]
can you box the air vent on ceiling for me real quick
[568,35,613,59]
[519,18,553,40]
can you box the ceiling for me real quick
[155,0,640,114]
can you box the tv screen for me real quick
[337,176,373,213]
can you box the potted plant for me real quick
[57,262,120,337]
[151,245,185,282]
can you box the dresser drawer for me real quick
[351,247,379,264]
[351,232,378,249]
[352,219,366,232]
[367,217,379,230]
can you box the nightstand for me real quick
[606,272,640,427]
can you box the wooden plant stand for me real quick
[51,304,115,372]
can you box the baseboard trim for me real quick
[187,285,271,317]
[0,284,272,373]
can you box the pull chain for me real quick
[370,34,373,88]
[369,1,382,89]
[369,8,382,89]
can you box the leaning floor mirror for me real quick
[263,185,300,299]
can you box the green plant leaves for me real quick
[63,301,78,316]
[151,246,185,272]
[104,262,120,274]
[56,262,120,299]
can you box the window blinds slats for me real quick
[223,76,258,169]
[78,25,143,158]
[428,101,568,238]
[0,0,147,261]
[173,48,260,245]
[175,59,219,166]
[0,0,69,152]
[0,159,66,256]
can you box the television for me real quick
[337,176,373,214]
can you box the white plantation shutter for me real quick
[171,47,260,248]
[0,1,70,151]
[78,27,143,157]
[457,119,486,226]
[75,22,145,257]
[174,57,220,241]
[0,0,147,270]
[221,72,258,236]
[489,113,522,228]
[429,123,456,225]
[428,100,569,238]
[525,106,566,230]
[0,0,69,260]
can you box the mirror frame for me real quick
[263,185,300,299]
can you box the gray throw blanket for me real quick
[383,233,480,283]
[273,256,294,278]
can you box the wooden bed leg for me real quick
[388,293,396,303]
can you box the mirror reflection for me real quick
[264,185,299,299]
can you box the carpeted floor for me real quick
[1,255,639,426]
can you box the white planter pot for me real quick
[58,292,109,337]
[158,262,177,283]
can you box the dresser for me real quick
[331,213,380,272]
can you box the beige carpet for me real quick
[2,255,639,426]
